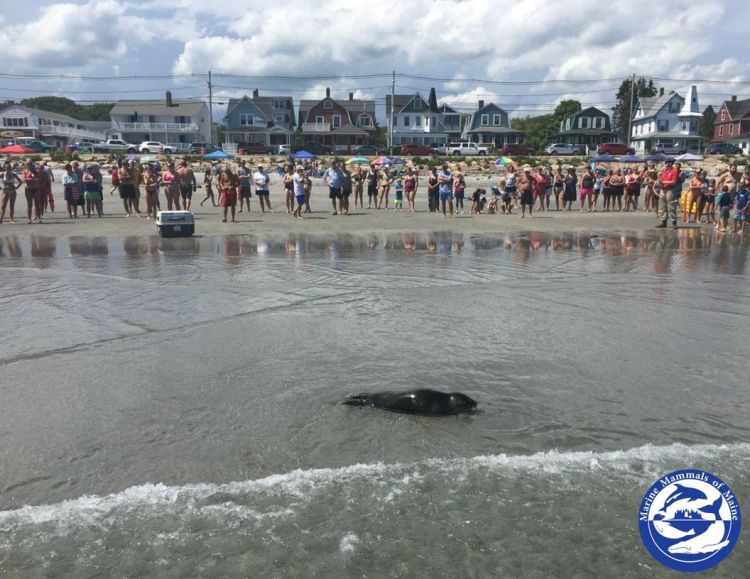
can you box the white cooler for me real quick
[156,211,195,237]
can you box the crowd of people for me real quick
[1,158,749,233]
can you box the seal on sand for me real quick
[343,389,477,416]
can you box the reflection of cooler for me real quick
[156,211,194,237]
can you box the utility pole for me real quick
[389,70,395,154]
[207,70,214,145]
[626,73,635,148]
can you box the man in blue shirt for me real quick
[438,164,453,217]
[324,160,344,215]
[735,186,750,232]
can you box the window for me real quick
[392,116,397,128]
[332,115,341,128]
[239,114,253,126]
[414,99,422,110]
[415,116,421,127]
[274,115,285,123]
[668,100,681,113]
[719,125,724,136]
[579,117,589,129]
[493,114,501,126]
[3,117,28,127]
[315,115,324,125]
[729,123,734,135]
[690,120,697,132]
[358,115,372,127]
[593,117,604,129]
[658,120,669,131]
[323,100,333,110]
[481,114,489,125]
[272,100,286,109]
[681,122,687,131]
[404,116,410,127]
[721,109,726,121]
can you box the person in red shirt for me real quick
[656,159,678,228]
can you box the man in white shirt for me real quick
[253,165,272,213]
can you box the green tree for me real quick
[700,105,716,141]
[612,77,657,141]
[512,100,582,152]
[20,96,113,121]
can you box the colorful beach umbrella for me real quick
[494,156,514,166]
[373,156,392,165]
[292,150,316,160]
[347,156,369,164]
[0,144,34,154]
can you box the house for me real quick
[109,99,210,148]
[297,88,376,152]
[556,106,617,150]
[630,86,702,154]
[385,88,460,147]
[461,101,523,147]
[712,95,750,154]
[223,90,295,148]
[0,104,108,147]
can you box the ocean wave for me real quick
[2,442,748,530]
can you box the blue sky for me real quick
[1,0,748,120]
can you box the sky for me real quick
[0,0,749,121]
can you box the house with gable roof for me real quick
[223,89,295,148]
[461,101,523,147]
[109,99,210,148]
[385,88,461,147]
[712,95,750,153]
[556,106,617,150]
[630,86,702,154]
[297,88,376,152]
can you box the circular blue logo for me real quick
[639,469,741,572]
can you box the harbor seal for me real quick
[343,389,477,416]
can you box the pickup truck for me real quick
[101,139,140,153]
[438,142,492,156]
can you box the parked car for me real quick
[437,142,492,156]
[544,143,578,155]
[706,142,743,155]
[351,144,385,156]
[17,139,53,153]
[139,141,176,154]
[277,144,291,155]
[401,143,435,156]
[502,143,535,155]
[237,142,275,155]
[596,142,635,155]
[66,140,101,153]
[100,139,140,153]
[291,142,333,155]
[651,141,686,155]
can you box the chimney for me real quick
[326,87,330,98]
[165,90,173,107]
[349,92,354,101]
[478,100,484,109]
[732,95,737,101]
[253,88,259,98]
[659,87,664,97]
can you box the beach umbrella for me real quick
[619,154,644,163]
[675,153,704,162]
[347,156,369,164]
[204,149,233,160]
[391,157,406,165]
[373,156,392,165]
[591,153,615,162]
[0,144,34,154]
[292,150,316,160]
[126,154,140,161]
[493,156,514,166]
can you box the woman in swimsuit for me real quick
[283,165,295,213]
[609,168,625,211]
[21,161,43,224]
[366,164,379,209]
[143,165,161,219]
[378,167,393,209]
[199,166,216,207]
[427,167,439,212]
[353,166,364,209]
[1,164,21,224]
[161,162,180,210]
[403,168,417,212]
[219,167,238,222]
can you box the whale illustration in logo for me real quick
[667,498,731,555]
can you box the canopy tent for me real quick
[618,154,645,163]
[0,144,34,154]
[675,153,704,162]
[204,150,233,160]
[646,152,673,163]
[292,150,316,160]
[590,153,615,162]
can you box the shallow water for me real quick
[1,229,749,577]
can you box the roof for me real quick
[722,97,750,120]
[0,104,95,125]
[110,99,207,116]
[439,104,459,114]
[385,94,412,113]
[632,131,702,140]
[464,127,522,134]
[557,128,617,136]
[636,91,681,119]
[225,95,294,126]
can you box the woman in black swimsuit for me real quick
[366,164,379,209]
[353,166,364,209]
[427,167,439,212]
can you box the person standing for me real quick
[324,160,344,215]
[453,164,466,214]
[161,162,180,211]
[117,160,135,216]
[656,159,679,228]
[438,163,453,217]
[366,163,379,209]
[236,160,253,213]
[518,168,534,218]
[427,167,439,212]
[177,161,196,211]
[579,167,595,212]
[199,166,216,207]
[562,167,577,211]
[62,163,81,219]
[1,164,21,224]
[685,170,704,224]
[403,168,417,213]
[21,161,42,224]
[340,165,352,215]
[82,166,102,217]
[353,165,364,209]
[219,167,238,222]
[127,161,142,215]
[143,165,161,219]
[378,166,394,209]
[292,166,306,219]
[253,165,272,213]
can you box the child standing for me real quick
[716,185,732,232]
[704,179,717,224]
[394,177,404,212]
[734,186,750,233]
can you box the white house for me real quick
[0,105,107,147]
[109,99,211,147]
[385,88,461,147]
[630,86,702,153]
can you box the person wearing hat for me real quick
[292,166,306,219]
[253,165,272,213]
[656,159,679,228]
[438,163,453,217]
